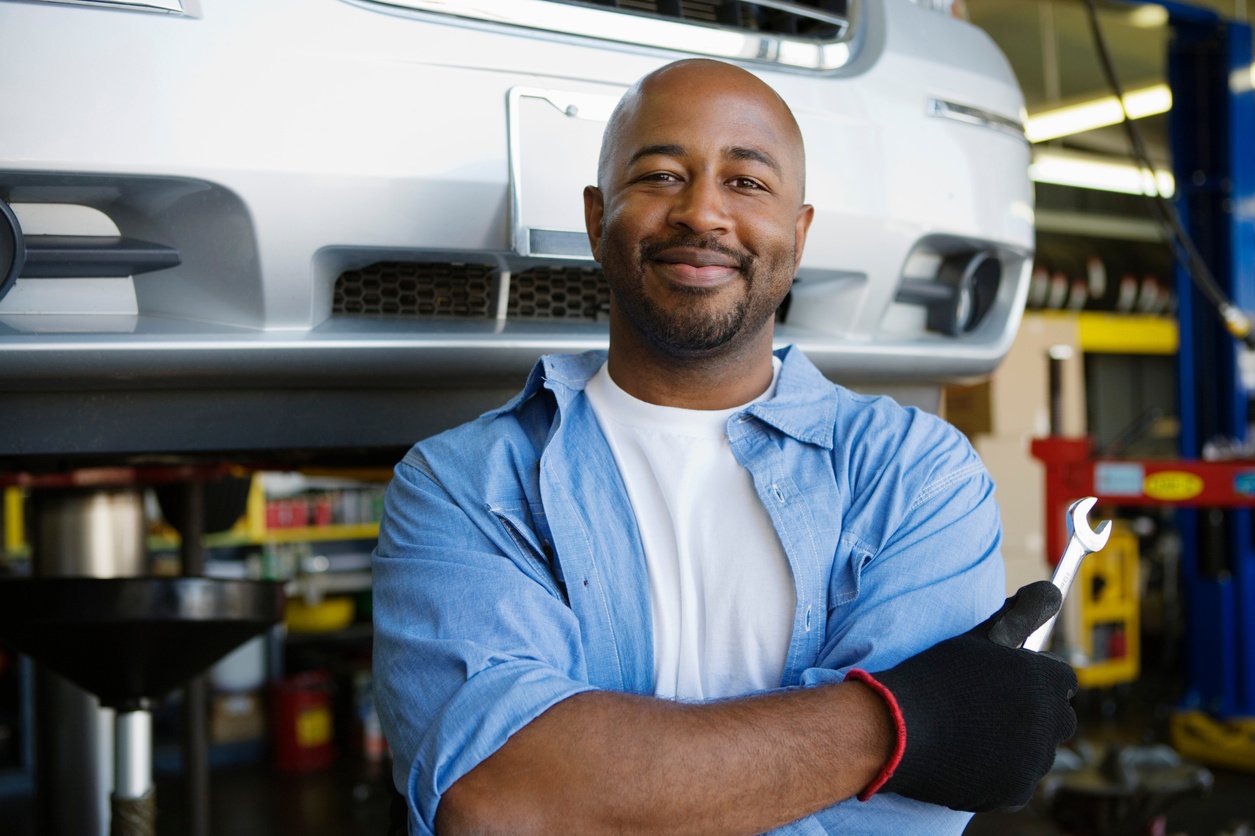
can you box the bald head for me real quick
[597,59,807,199]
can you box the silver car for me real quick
[0,0,1031,462]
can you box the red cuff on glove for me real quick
[845,668,907,801]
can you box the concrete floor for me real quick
[966,691,1255,836]
[966,766,1255,836]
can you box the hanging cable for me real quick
[1081,0,1255,349]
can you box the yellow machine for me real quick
[1171,710,1255,771]
[1067,522,1140,689]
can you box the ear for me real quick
[584,185,605,262]
[794,203,815,266]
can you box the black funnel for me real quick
[0,577,284,708]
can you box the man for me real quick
[373,59,1076,835]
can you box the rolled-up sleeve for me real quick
[803,424,1006,682]
[372,454,597,835]
[790,419,1006,833]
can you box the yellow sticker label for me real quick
[296,706,332,748]
[1144,471,1204,501]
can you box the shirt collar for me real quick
[540,350,607,394]
[479,349,604,421]
[500,346,836,450]
[745,345,837,450]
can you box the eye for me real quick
[729,176,768,191]
[638,171,682,184]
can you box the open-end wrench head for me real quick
[1067,496,1112,552]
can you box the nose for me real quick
[667,175,730,235]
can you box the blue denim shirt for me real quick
[373,346,1005,835]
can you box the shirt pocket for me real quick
[828,531,874,609]
[487,499,567,604]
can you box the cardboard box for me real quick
[944,314,1086,442]
[210,691,266,744]
[973,435,1051,597]
[1003,545,1053,597]
[942,380,994,438]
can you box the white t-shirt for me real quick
[584,361,796,701]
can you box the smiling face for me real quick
[585,60,813,362]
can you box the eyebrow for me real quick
[626,143,783,178]
[726,145,782,177]
[627,144,686,168]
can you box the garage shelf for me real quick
[1029,311,1179,355]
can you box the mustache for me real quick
[639,235,754,274]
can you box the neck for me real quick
[606,322,777,409]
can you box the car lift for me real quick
[1031,1,1255,770]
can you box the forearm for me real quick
[437,680,893,835]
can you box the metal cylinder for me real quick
[113,709,153,801]
[31,487,146,836]
[181,480,210,836]
[33,488,146,578]
[1047,344,1073,437]
[34,672,113,836]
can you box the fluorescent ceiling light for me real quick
[1030,148,1175,196]
[1127,4,1168,28]
[1025,83,1172,142]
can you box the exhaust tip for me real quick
[0,199,25,303]
[929,251,1001,336]
[895,250,1003,337]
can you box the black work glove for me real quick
[848,581,1078,813]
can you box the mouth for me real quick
[649,246,742,288]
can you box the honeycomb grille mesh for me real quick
[333,262,611,321]
[334,262,495,317]
[508,266,609,320]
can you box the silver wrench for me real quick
[1022,496,1112,652]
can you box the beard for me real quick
[604,232,792,355]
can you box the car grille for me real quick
[334,262,496,317]
[333,262,611,321]
[509,265,609,320]
[562,0,850,39]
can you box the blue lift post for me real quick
[1163,3,1255,718]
